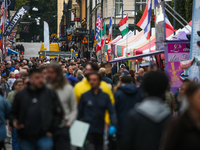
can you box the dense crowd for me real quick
[0,55,200,150]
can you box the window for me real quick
[136,0,147,11]
[116,0,122,16]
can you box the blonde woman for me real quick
[76,69,84,82]
[8,72,16,90]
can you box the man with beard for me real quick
[9,69,63,150]
[74,62,115,124]
[78,72,117,150]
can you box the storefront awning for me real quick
[109,50,164,63]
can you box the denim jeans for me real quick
[20,136,53,150]
[12,128,20,150]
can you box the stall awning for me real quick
[109,50,164,63]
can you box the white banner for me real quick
[44,21,49,51]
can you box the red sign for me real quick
[74,17,80,22]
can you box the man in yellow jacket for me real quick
[74,62,115,123]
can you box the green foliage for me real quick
[18,0,57,42]
[15,0,30,10]
[165,0,192,30]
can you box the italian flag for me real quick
[119,16,129,36]
[96,22,105,52]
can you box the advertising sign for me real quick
[155,1,166,51]
[167,43,190,89]
[189,0,200,82]
[4,5,30,36]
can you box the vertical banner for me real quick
[44,21,50,51]
[189,0,200,82]
[166,42,190,93]
[155,1,166,51]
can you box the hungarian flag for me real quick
[119,16,129,36]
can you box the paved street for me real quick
[17,42,42,59]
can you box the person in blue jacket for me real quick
[0,95,11,149]
[6,61,15,73]
[78,72,117,150]
[114,75,141,140]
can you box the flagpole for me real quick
[149,0,152,67]
[126,14,128,56]
[3,0,6,61]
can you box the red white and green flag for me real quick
[96,22,105,52]
[119,16,129,36]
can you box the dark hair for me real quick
[2,75,7,81]
[29,69,41,76]
[121,75,132,84]
[86,62,99,71]
[89,72,102,81]
[185,82,200,98]
[47,62,68,89]
[142,71,168,98]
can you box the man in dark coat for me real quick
[114,76,141,137]
[10,69,63,150]
[78,72,117,150]
[121,71,171,150]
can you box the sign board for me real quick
[189,0,200,82]
[82,37,88,44]
[165,41,190,93]
[76,28,89,35]
[155,1,166,51]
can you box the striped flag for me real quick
[108,15,112,40]
[137,0,152,39]
[137,0,152,40]
[119,16,129,36]
[95,14,101,40]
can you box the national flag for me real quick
[108,15,112,40]
[119,16,129,36]
[95,14,101,40]
[96,22,105,52]
[0,3,4,17]
[137,0,152,40]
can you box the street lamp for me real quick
[32,7,39,11]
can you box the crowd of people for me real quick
[0,54,200,150]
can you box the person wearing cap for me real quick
[121,71,171,150]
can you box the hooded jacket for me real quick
[121,97,171,150]
[114,84,141,134]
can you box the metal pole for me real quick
[165,2,191,27]
[121,0,123,19]
[173,0,176,35]
[114,0,116,38]
[165,8,191,32]
[134,0,136,35]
